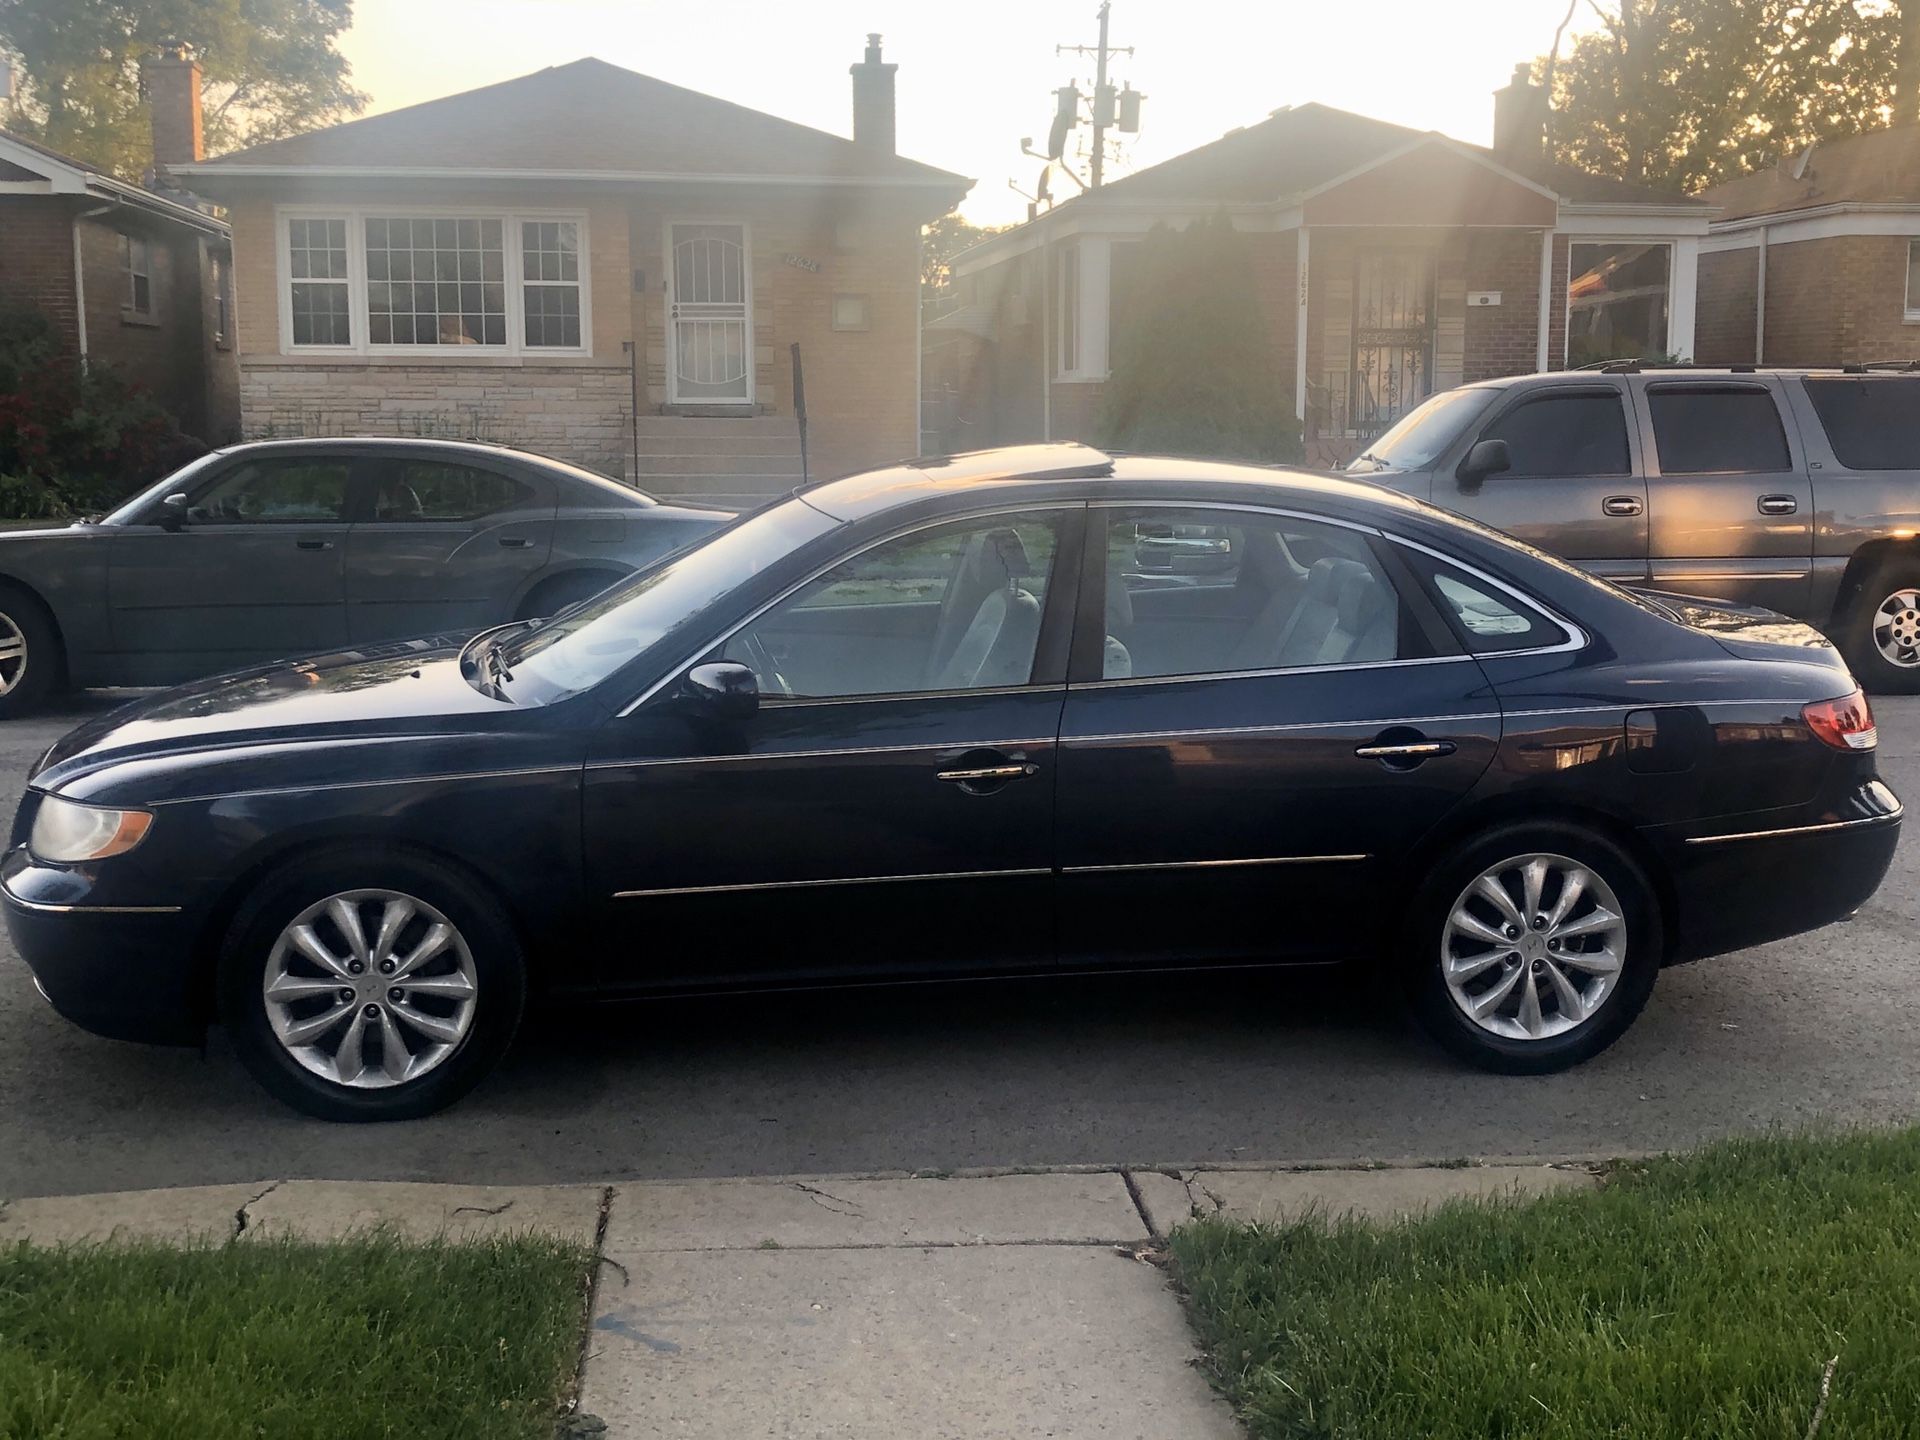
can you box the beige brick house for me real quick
[177,39,969,503]
[1696,124,1920,368]
[929,71,1708,466]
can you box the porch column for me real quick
[1535,229,1553,372]
[1669,235,1699,361]
[1080,236,1112,377]
[1294,228,1310,424]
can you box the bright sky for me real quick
[338,0,1596,226]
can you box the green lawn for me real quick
[0,1234,593,1439]
[1172,1131,1920,1440]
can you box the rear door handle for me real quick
[498,536,533,548]
[936,763,1037,783]
[1601,495,1643,517]
[1355,741,1456,761]
[295,538,334,551]
[1757,494,1799,516]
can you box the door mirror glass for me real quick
[683,661,759,719]
[1456,438,1512,485]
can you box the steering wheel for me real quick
[736,631,794,698]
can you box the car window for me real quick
[1100,507,1420,680]
[1801,378,1920,471]
[1409,553,1569,654]
[1648,387,1790,474]
[373,461,530,521]
[1478,392,1631,477]
[721,512,1064,700]
[189,458,351,524]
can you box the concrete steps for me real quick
[633,414,806,508]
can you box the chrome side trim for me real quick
[1652,571,1811,583]
[1063,712,1504,746]
[588,738,1054,772]
[0,881,181,915]
[157,764,582,807]
[761,684,1066,709]
[1062,854,1368,875]
[1074,653,1481,691]
[1683,809,1903,845]
[1086,497,1382,536]
[614,866,1051,899]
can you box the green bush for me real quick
[1096,213,1303,465]
[0,305,200,517]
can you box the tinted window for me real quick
[1353,387,1499,472]
[374,461,529,521]
[1803,378,1920,471]
[1648,388,1790,474]
[1479,392,1631,477]
[189,459,351,524]
[723,513,1063,699]
[1102,508,1420,679]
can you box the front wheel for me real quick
[218,850,526,1121]
[1838,563,1920,695]
[0,585,63,718]
[1407,823,1661,1074]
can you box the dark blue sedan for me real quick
[3,444,1901,1120]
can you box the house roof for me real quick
[0,127,228,235]
[1091,102,1704,211]
[1701,123,1920,223]
[177,57,970,197]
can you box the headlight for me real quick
[29,795,153,863]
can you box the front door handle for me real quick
[295,538,334,551]
[498,536,533,548]
[1602,495,1644,518]
[1355,741,1456,761]
[936,763,1037,784]
[1757,494,1799,516]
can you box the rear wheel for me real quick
[1407,822,1661,1074]
[219,850,525,1121]
[1839,560,1920,695]
[0,584,63,718]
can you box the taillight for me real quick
[1804,689,1878,751]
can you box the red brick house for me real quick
[931,75,1709,465]
[0,53,238,443]
[1696,124,1920,368]
[176,39,970,503]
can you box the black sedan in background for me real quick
[3,444,1901,1120]
[0,438,728,715]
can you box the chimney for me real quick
[143,40,204,170]
[850,33,897,153]
[1491,62,1546,160]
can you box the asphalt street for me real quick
[2,692,1916,1199]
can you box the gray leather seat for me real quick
[927,529,1042,690]
[1223,529,1310,669]
[1329,565,1396,662]
[1267,557,1349,667]
[1103,571,1135,679]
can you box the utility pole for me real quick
[1056,1,1135,190]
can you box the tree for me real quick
[1537,0,1904,195]
[921,213,1010,298]
[1096,214,1302,465]
[0,0,365,177]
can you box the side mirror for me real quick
[682,661,758,720]
[157,492,190,531]
[1456,439,1512,487]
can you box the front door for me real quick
[106,452,356,682]
[582,507,1081,991]
[1437,384,1650,585]
[343,454,555,644]
[1350,249,1435,436]
[667,222,752,405]
[1057,504,1499,970]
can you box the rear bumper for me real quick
[1656,781,1902,963]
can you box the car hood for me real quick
[34,635,512,788]
[1631,588,1846,666]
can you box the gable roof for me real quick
[177,57,969,195]
[0,127,227,235]
[1086,102,1703,211]
[1702,123,1920,223]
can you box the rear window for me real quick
[1647,387,1790,473]
[1397,547,1570,655]
[1802,378,1920,470]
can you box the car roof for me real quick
[204,437,653,503]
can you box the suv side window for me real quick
[1478,391,1631,477]
[1801,377,1920,470]
[1648,387,1791,474]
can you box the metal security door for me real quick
[668,223,752,404]
[1350,250,1435,438]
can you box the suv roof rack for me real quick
[1840,360,1920,373]
[1590,360,1760,375]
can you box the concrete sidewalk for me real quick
[0,1161,1594,1438]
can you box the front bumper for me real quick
[2,849,204,1046]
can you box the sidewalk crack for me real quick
[232,1180,282,1239]
[452,1199,515,1217]
[791,1182,865,1218]
[1177,1170,1225,1218]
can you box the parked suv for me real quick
[1347,366,1920,691]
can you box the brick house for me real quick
[1696,124,1920,367]
[0,49,238,443]
[176,39,969,504]
[929,71,1709,465]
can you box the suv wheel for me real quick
[1407,823,1660,1074]
[1841,562,1920,695]
[219,850,526,1121]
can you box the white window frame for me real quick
[1056,242,1080,377]
[275,204,592,359]
[121,233,153,318]
[1564,237,1676,364]
[1906,238,1920,323]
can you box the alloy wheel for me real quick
[262,889,479,1088]
[1441,853,1626,1042]
[1872,588,1920,669]
[0,611,29,696]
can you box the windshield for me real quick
[100,451,230,524]
[1349,388,1500,473]
[497,496,840,703]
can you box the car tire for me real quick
[0,583,64,718]
[1406,821,1660,1075]
[218,848,527,1121]
[515,570,620,622]
[1838,560,1920,695]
